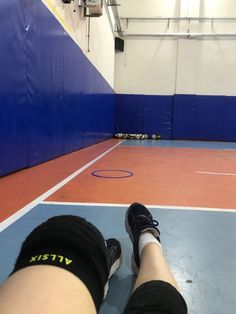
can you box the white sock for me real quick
[138,231,161,257]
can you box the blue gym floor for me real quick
[1,202,236,314]
[122,139,236,150]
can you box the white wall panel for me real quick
[200,0,236,17]
[115,39,177,95]
[115,0,236,96]
[119,0,181,17]
[196,40,236,95]
[42,0,115,88]
[175,39,199,94]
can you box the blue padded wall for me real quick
[195,96,224,141]
[171,94,236,141]
[0,0,28,175]
[116,94,173,139]
[172,94,197,139]
[26,1,65,166]
[222,97,236,141]
[143,95,173,139]
[116,94,236,142]
[116,94,145,134]
[0,0,115,176]
[173,95,226,140]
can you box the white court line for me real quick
[0,140,124,233]
[41,201,236,213]
[197,171,236,176]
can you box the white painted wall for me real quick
[42,0,115,88]
[115,0,236,96]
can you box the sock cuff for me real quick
[138,232,162,257]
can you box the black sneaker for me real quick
[125,202,160,271]
[104,238,122,298]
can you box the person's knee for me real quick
[124,280,188,314]
[11,215,111,311]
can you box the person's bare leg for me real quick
[133,239,179,292]
[0,266,96,314]
[125,203,180,291]
[124,203,187,314]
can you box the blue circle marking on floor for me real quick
[91,169,134,179]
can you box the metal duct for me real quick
[119,16,236,39]
[120,17,236,22]
[107,0,123,37]
[122,33,236,39]
[103,1,115,36]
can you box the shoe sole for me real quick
[125,209,139,275]
[103,253,122,299]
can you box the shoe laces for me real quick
[132,215,159,232]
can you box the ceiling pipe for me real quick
[120,17,236,22]
[107,0,123,37]
[103,1,115,37]
[122,33,236,39]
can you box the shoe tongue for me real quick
[139,213,151,221]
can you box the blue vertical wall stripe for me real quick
[26,1,65,166]
[0,0,115,176]
[172,94,197,139]
[195,96,224,141]
[62,31,84,154]
[0,0,28,175]
[116,94,173,139]
[222,97,236,142]
[143,95,173,139]
[115,94,145,134]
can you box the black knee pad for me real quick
[124,280,188,314]
[12,215,111,311]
